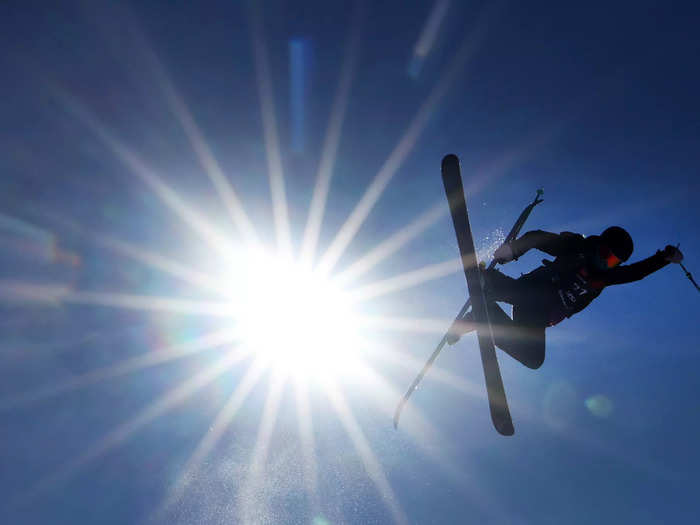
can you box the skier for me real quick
[446,226,684,369]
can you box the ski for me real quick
[393,180,542,430]
[441,153,514,435]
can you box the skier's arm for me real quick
[509,230,584,259]
[604,251,670,285]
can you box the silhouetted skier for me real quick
[447,226,684,368]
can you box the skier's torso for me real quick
[543,254,605,324]
[521,250,605,326]
[509,229,670,326]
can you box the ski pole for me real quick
[680,262,700,293]
[393,189,543,429]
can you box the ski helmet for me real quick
[600,226,633,262]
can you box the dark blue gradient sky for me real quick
[1,1,699,524]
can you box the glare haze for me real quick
[1,1,699,524]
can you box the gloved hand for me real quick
[662,245,683,264]
[494,242,516,264]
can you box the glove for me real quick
[494,242,516,264]
[662,245,683,264]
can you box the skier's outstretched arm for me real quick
[495,230,583,263]
[605,246,681,285]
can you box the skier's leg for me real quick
[449,301,546,368]
[485,302,546,370]
[448,268,548,367]
[482,268,521,303]
[447,302,506,343]
[481,268,548,368]
[447,269,520,344]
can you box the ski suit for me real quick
[481,230,671,369]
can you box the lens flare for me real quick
[585,394,614,418]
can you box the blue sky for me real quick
[1,1,699,523]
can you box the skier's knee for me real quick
[495,340,545,369]
[517,340,545,369]
[519,327,545,369]
[523,352,545,369]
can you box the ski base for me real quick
[441,154,514,436]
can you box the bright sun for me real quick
[221,248,366,382]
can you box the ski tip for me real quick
[441,154,460,169]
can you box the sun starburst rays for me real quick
[23,349,248,502]
[324,379,408,525]
[55,89,242,261]
[239,368,289,522]
[146,46,261,248]
[348,257,464,303]
[299,2,364,268]
[316,8,492,277]
[0,328,241,412]
[292,376,322,514]
[335,201,446,285]
[347,360,472,485]
[10,5,526,523]
[249,0,293,257]
[152,358,269,521]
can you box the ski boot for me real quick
[446,310,475,345]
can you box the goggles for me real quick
[598,245,621,268]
